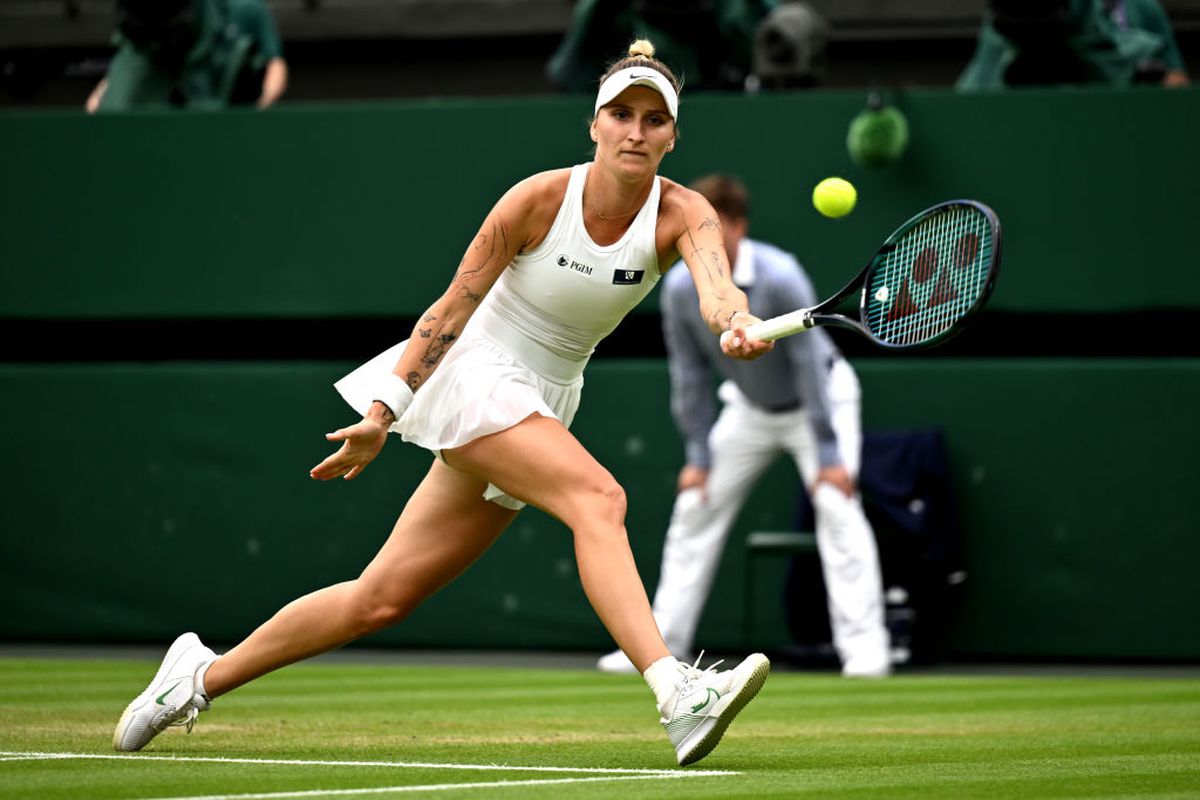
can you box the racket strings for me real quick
[866,206,993,346]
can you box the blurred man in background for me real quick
[598,174,891,679]
[87,0,287,112]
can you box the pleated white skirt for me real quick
[334,325,583,509]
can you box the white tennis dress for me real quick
[335,163,664,508]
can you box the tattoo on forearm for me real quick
[420,332,458,369]
[706,302,738,332]
[681,228,727,281]
[418,327,432,338]
[699,216,721,232]
[405,371,421,391]
[707,249,726,279]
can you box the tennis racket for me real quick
[722,199,1002,351]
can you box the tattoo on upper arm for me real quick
[681,221,727,282]
[454,218,510,305]
[681,224,701,260]
[496,217,510,254]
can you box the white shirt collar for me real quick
[732,238,755,287]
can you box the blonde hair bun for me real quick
[628,39,656,59]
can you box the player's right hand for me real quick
[310,417,390,481]
[721,314,774,361]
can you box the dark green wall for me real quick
[3,87,1199,318]
[2,359,1197,658]
[3,86,1199,659]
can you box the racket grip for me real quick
[719,309,812,347]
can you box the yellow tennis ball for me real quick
[812,177,857,218]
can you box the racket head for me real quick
[856,200,1002,350]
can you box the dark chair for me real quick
[746,427,966,667]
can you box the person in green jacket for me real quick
[1105,0,1189,86]
[87,0,288,112]
[957,0,1189,90]
[546,0,775,91]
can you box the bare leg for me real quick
[444,414,670,672]
[203,460,517,697]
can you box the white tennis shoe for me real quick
[113,632,217,752]
[842,655,892,679]
[660,652,770,766]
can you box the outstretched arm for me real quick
[671,192,773,360]
[311,176,545,480]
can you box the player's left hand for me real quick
[310,416,389,481]
[722,314,774,360]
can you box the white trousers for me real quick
[650,360,890,671]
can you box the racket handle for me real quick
[719,309,813,347]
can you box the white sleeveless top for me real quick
[471,162,663,382]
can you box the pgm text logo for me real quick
[556,254,595,276]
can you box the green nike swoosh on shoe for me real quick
[690,687,721,714]
[113,632,218,752]
[662,652,771,767]
[156,682,182,705]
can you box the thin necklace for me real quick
[592,204,640,221]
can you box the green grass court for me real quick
[2,656,1199,799]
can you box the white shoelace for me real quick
[669,651,725,719]
[164,691,209,734]
[166,705,200,734]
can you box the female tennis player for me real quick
[113,40,773,767]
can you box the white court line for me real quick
[142,774,700,800]
[0,751,734,800]
[0,751,735,777]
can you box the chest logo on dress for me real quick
[612,269,645,285]
[557,254,595,276]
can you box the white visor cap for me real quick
[594,67,679,120]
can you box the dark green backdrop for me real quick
[2,86,1198,659]
[4,87,1199,318]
